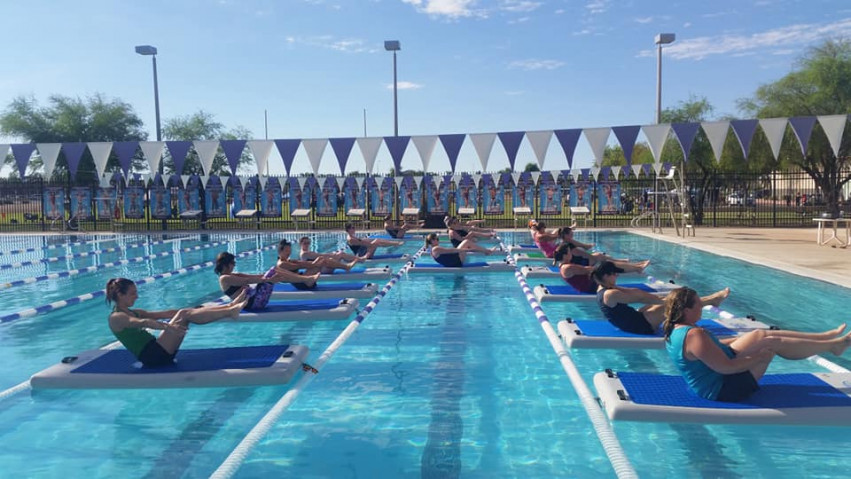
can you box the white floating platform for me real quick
[30,344,309,389]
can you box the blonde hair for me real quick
[662,287,698,340]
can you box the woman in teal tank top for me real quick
[106,278,248,368]
[662,287,851,402]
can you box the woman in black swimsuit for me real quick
[345,223,404,258]
[444,216,496,247]
[383,215,423,239]
[215,252,310,310]
[425,232,497,267]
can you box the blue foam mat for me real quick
[370,253,406,260]
[369,234,416,240]
[263,299,343,312]
[573,319,737,338]
[618,372,851,409]
[413,261,489,268]
[273,282,367,292]
[71,345,289,374]
[545,282,654,296]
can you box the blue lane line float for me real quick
[0,237,199,270]
[0,242,280,324]
[0,239,233,291]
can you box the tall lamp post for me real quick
[135,45,162,142]
[654,33,675,124]
[384,40,401,136]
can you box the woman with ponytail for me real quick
[105,278,248,368]
[663,287,851,402]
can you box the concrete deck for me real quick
[632,227,851,289]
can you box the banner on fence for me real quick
[70,187,92,220]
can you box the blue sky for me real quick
[1,0,848,176]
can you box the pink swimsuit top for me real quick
[534,234,558,258]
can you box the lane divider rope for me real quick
[0,233,160,256]
[0,239,235,291]
[0,235,204,270]
[209,245,429,479]
[0,242,280,324]
[500,240,638,479]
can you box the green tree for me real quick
[601,142,654,167]
[0,94,147,180]
[738,38,851,216]
[523,162,540,172]
[162,111,253,176]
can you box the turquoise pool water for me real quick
[1,231,850,478]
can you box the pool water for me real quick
[1,231,851,478]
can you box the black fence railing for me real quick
[1,169,848,233]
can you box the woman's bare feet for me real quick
[303,273,320,286]
[830,332,851,356]
[704,287,731,307]
[638,260,651,273]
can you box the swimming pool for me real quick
[1,230,851,478]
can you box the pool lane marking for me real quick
[0,239,234,291]
[0,242,280,324]
[0,234,155,256]
[0,235,207,270]
[501,241,639,479]
[209,245,429,479]
[704,305,851,374]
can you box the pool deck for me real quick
[631,227,851,289]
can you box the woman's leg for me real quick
[183,297,246,325]
[317,257,356,271]
[155,313,189,354]
[731,326,850,359]
[373,239,404,247]
[612,259,650,273]
[458,239,492,254]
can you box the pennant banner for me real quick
[329,137,356,175]
[789,116,816,156]
[497,131,525,171]
[88,142,113,179]
[671,122,700,161]
[62,142,87,177]
[113,141,139,177]
[166,141,192,175]
[730,119,759,159]
[412,135,438,172]
[553,129,582,169]
[11,144,36,178]
[193,140,219,176]
[582,127,610,166]
[758,118,787,160]
[612,125,640,168]
[303,139,328,175]
[701,121,730,163]
[817,114,848,158]
[384,136,410,173]
[140,141,165,174]
[469,133,496,171]
[36,143,62,178]
[439,134,466,173]
[247,140,273,176]
[357,137,383,174]
[220,139,247,175]
[641,124,671,162]
[526,130,553,170]
[274,139,301,176]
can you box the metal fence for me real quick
[1,169,848,233]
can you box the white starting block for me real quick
[513,206,532,230]
[291,208,311,230]
[235,209,258,228]
[570,206,590,227]
[347,208,367,229]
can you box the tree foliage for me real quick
[738,38,851,215]
[0,94,147,180]
[162,111,253,176]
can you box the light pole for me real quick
[654,33,675,124]
[384,40,401,136]
[135,45,162,142]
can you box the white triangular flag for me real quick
[589,166,601,182]
[99,174,113,188]
[818,114,848,158]
[393,176,405,190]
[36,143,62,178]
[412,135,438,172]
[472,173,482,187]
[335,176,347,190]
[258,175,269,190]
[296,175,308,190]
[469,133,497,171]
[193,140,219,176]
[758,118,788,160]
[641,124,671,162]
[413,175,424,189]
[357,137,383,174]
[511,171,522,185]
[303,139,328,175]
[582,127,611,166]
[529,171,541,185]
[87,142,113,178]
[631,164,643,177]
[701,121,730,163]
[526,130,553,169]
[199,174,211,189]
[611,166,622,179]
[247,140,274,176]
[140,141,165,174]
[653,162,663,175]
[180,175,191,187]
[571,169,582,182]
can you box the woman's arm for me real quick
[687,328,773,374]
[558,263,593,279]
[603,287,664,307]
[432,246,463,256]
[111,310,173,328]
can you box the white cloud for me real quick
[286,35,375,53]
[402,0,480,18]
[387,81,424,90]
[500,0,541,13]
[508,16,530,24]
[637,17,851,60]
[585,0,610,14]
[508,59,565,70]
[573,28,592,36]
[683,21,692,28]
[635,16,653,24]
[555,8,564,14]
